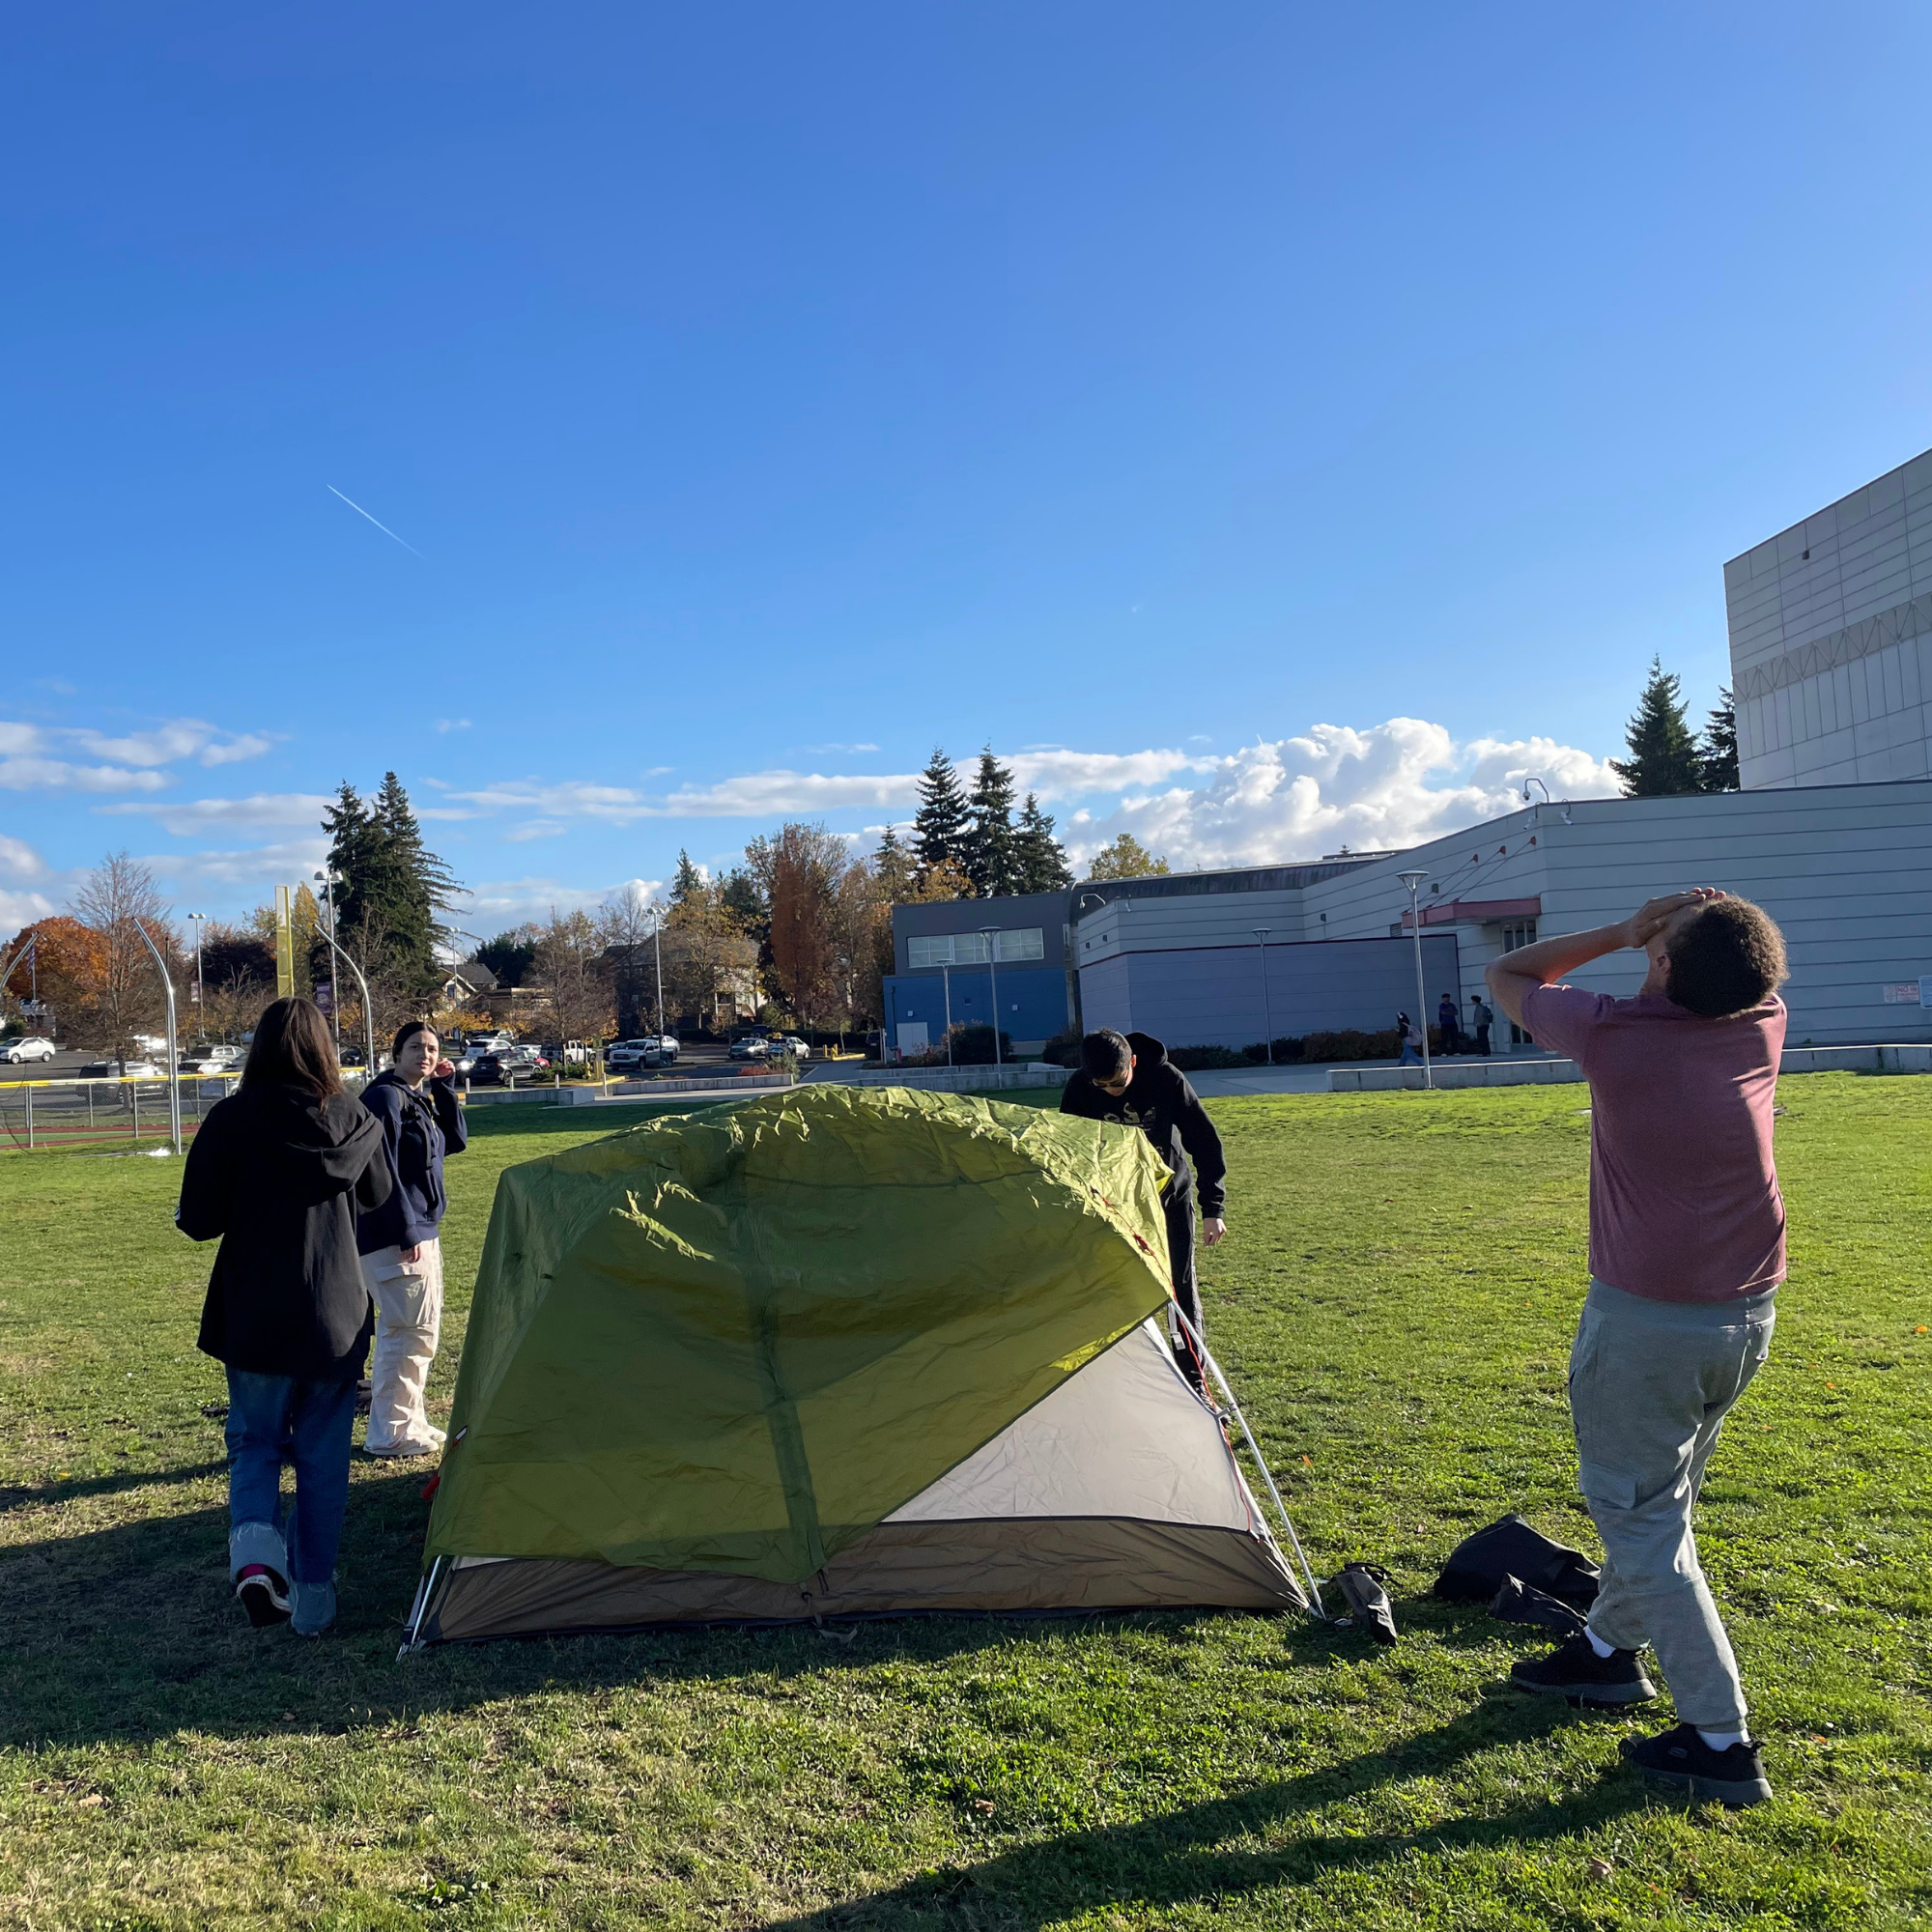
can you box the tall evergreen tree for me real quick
[911,747,970,878]
[1700,689,1741,792]
[960,747,1021,897]
[1608,658,1705,797]
[1013,792,1073,893]
[670,848,705,905]
[319,775,459,1016]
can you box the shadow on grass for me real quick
[762,1697,1646,1930]
[0,1459,227,1512]
[0,1466,1331,1748]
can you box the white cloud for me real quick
[435,718,472,733]
[653,770,919,817]
[451,874,665,928]
[140,838,332,892]
[0,887,58,930]
[0,755,170,793]
[0,715,273,792]
[1061,720,1620,869]
[99,792,333,836]
[1008,748,1210,800]
[801,742,880,754]
[0,836,45,880]
[71,719,272,768]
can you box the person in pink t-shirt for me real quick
[1485,890,1789,1808]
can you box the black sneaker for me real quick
[1510,1633,1657,1706]
[1621,1723,1772,1807]
[235,1563,291,1629]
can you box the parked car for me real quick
[605,1038,658,1074]
[728,1036,770,1060]
[768,1035,810,1060]
[339,1045,368,1067]
[498,1045,551,1073]
[119,1060,162,1079]
[644,1035,679,1065]
[2,1036,56,1065]
[179,1051,237,1074]
[468,1031,513,1054]
[132,1034,168,1055]
[468,1052,509,1086]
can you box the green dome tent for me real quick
[404,1086,1309,1645]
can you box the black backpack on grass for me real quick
[1435,1514,1601,1611]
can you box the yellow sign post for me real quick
[274,885,295,999]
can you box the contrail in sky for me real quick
[327,484,423,555]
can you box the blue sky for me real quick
[4,3,1929,935]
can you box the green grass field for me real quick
[1,1077,1928,1929]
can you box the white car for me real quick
[3,1037,55,1065]
[768,1036,811,1060]
[605,1038,658,1074]
[120,1060,163,1079]
[179,1051,238,1075]
[728,1037,771,1060]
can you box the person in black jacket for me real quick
[177,997,391,1636]
[1060,1028,1227,1394]
[356,1020,468,1457]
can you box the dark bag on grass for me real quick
[1489,1574,1589,1639]
[1334,1562,1398,1645]
[1434,1514,1600,1611]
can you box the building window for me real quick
[1499,919,1538,1043]
[907,927,1043,969]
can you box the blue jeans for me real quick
[224,1370,358,1584]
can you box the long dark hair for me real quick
[242,997,344,1100]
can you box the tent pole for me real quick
[1168,1303,1329,1619]
[399,1557,442,1659]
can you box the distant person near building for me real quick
[1469,994,1494,1056]
[1486,890,1788,1807]
[1397,1013,1424,1065]
[176,997,393,1637]
[1060,1029,1227,1396]
[357,1021,469,1459]
[1436,993,1463,1053]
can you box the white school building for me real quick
[1071,779,1932,1052]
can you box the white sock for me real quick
[1696,1727,1747,1752]
[1583,1626,1617,1660]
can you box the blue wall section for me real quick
[882,965,1071,1054]
[1079,934,1461,1049]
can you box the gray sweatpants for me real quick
[1569,1277,1776,1730]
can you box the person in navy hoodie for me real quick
[356,1020,468,1457]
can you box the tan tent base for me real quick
[415,1515,1305,1644]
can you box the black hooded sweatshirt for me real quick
[1059,1031,1227,1217]
[179,1082,393,1379]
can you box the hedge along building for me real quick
[1072,778,1932,1053]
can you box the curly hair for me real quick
[1664,898,1788,1019]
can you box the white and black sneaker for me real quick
[1510,1633,1658,1707]
[234,1563,291,1629]
[1622,1723,1773,1807]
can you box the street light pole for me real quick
[978,925,1002,1066]
[187,913,205,1023]
[1252,928,1273,1065]
[314,871,342,1053]
[652,905,666,1037]
[1396,870,1434,1091]
[942,963,953,1066]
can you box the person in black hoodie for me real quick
[356,1019,468,1458]
[177,997,391,1635]
[1060,1028,1228,1393]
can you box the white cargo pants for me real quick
[359,1238,445,1454]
